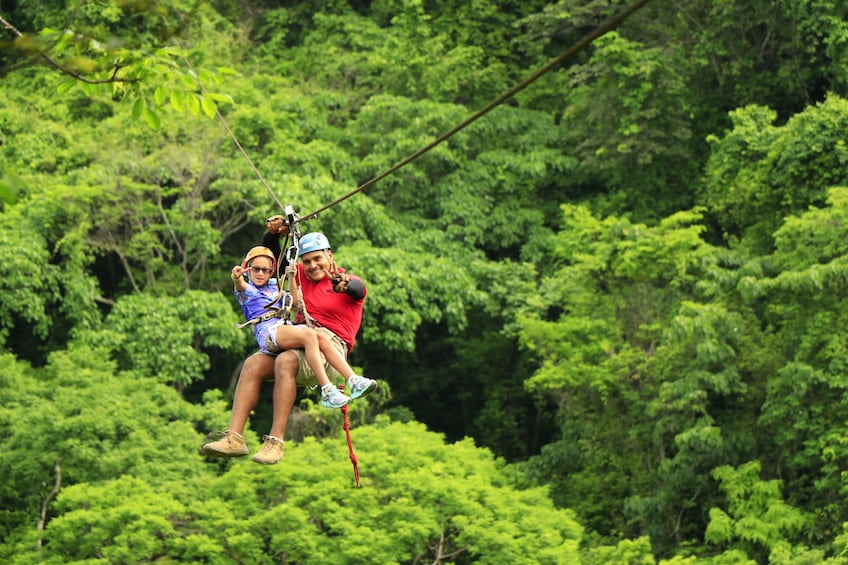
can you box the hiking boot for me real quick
[321,385,350,409]
[252,435,285,465]
[348,375,378,400]
[201,430,249,458]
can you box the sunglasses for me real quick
[250,266,273,275]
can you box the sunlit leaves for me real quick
[706,461,809,560]
[0,344,214,554]
[4,3,237,130]
[46,477,186,563]
[0,186,104,349]
[97,290,246,388]
[770,187,848,271]
[0,206,53,345]
[522,205,720,403]
[9,395,583,563]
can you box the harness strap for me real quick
[235,308,285,329]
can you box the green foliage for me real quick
[517,205,746,549]
[345,95,570,259]
[732,189,848,540]
[4,1,848,562]
[344,93,471,212]
[523,205,717,399]
[83,290,247,389]
[257,0,525,109]
[701,97,848,253]
[583,535,656,565]
[4,382,585,564]
[0,187,102,355]
[770,187,848,271]
[3,1,238,128]
[705,461,809,562]
[0,169,22,206]
[348,243,480,351]
[611,0,848,182]
[560,31,696,219]
[0,205,56,346]
[0,345,218,553]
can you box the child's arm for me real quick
[231,265,248,292]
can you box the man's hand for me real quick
[265,215,290,236]
[329,260,350,293]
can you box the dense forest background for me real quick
[2,0,848,563]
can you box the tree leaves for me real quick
[3,353,584,564]
[91,290,246,389]
[706,461,809,562]
[4,0,848,562]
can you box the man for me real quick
[201,226,377,465]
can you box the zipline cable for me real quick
[295,0,653,224]
[175,41,287,211]
[215,108,286,211]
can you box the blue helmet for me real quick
[298,232,331,257]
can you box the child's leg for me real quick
[274,326,332,388]
[316,332,356,379]
[314,330,376,400]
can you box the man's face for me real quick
[300,250,332,281]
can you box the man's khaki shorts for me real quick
[292,326,348,387]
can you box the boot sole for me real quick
[252,456,282,465]
[200,447,249,458]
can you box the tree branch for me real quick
[36,458,62,548]
[0,13,139,84]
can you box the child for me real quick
[232,246,368,408]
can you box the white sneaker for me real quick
[321,385,350,409]
[348,375,378,400]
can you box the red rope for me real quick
[339,385,361,487]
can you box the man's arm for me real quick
[263,215,289,263]
[328,259,365,300]
[342,278,365,301]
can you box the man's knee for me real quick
[241,352,276,382]
[275,350,300,379]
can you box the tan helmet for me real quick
[242,246,277,271]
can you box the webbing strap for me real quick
[234,308,285,329]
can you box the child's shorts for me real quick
[256,321,308,355]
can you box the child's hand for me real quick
[231,265,246,282]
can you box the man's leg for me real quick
[202,351,276,457]
[253,350,300,465]
[269,350,299,438]
[229,351,277,434]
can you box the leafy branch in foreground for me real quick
[0,9,236,129]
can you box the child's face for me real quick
[248,257,274,285]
